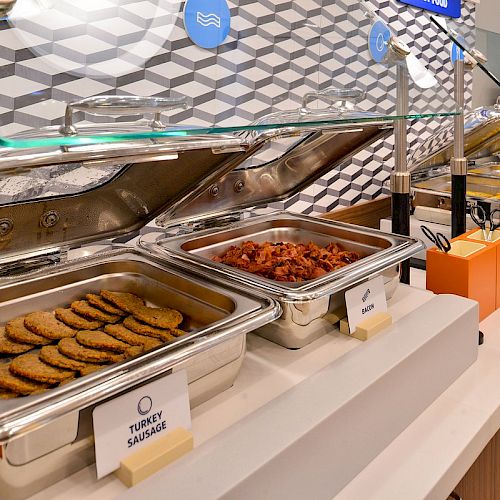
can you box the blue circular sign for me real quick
[184,0,231,50]
[368,20,391,64]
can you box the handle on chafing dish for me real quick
[59,95,189,136]
[300,88,365,114]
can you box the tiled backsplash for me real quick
[0,0,474,213]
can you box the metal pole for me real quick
[451,59,467,238]
[391,64,411,284]
[394,65,409,175]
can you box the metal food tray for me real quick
[0,248,279,500]
[468,163,500,179]
[144,212,424,349]
[413,173,500,201]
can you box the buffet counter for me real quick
[337,305,500,500]
[25,270,495,500]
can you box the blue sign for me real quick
[450,42,463,64]
[368,20,391,64]
[184,0,231,49]
[398,0,461,19]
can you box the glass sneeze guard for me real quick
[0,111,459,150]
[0,0,464,259]
[0,0,460,151]
[430,15,500,88]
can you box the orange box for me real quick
[461,228,500,309]
[426,238,496,321]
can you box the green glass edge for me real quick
[0,111,460,149]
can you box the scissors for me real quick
[470,205,500,241]
[420,225,451,253]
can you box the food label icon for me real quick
[137,395,153,416]
[196,12,221,28]
[184,0,231,49]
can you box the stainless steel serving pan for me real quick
[0,248,279,439]
[413,173,500,201]
[0,247,279,499]
[143,212,424,348]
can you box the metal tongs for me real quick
[470,205,500,241]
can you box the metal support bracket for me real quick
[450,157,467,176]
[392,64,411,284]
[451,58,467,238]
[390,171,411,194]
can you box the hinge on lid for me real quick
[159,209,281,237]
[160,212,244,237]
[211,145,246,154]
[0,248,67,279]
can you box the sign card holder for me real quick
[115,427,194,487]
[93,370,192,480]
[344,276,392,340]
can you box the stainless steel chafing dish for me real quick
[413,169,500,202]
[144,212,422,349]
[0,249,278,499]
[139,89,423,349]
[409,98,500,211]
[0,90,421,497]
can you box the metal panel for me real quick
[159,124,393,227]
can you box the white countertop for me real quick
[335,307,500,500]
[30,270,499,500]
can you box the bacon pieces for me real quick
[212,241,361,282]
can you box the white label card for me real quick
[92,370,191,479]
[344,276,388,334]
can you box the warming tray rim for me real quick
[142,212,425,302]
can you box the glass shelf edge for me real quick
[0,112,461,150]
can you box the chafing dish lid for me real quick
[0,90,395,261]
[408,99,500,175]
[0,95,260,262]
[0,95,248,172]
[155,88,393,227]
[248,88,385,128]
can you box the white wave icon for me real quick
[196,11,221,28]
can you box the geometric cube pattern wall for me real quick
[0,0,474,214]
